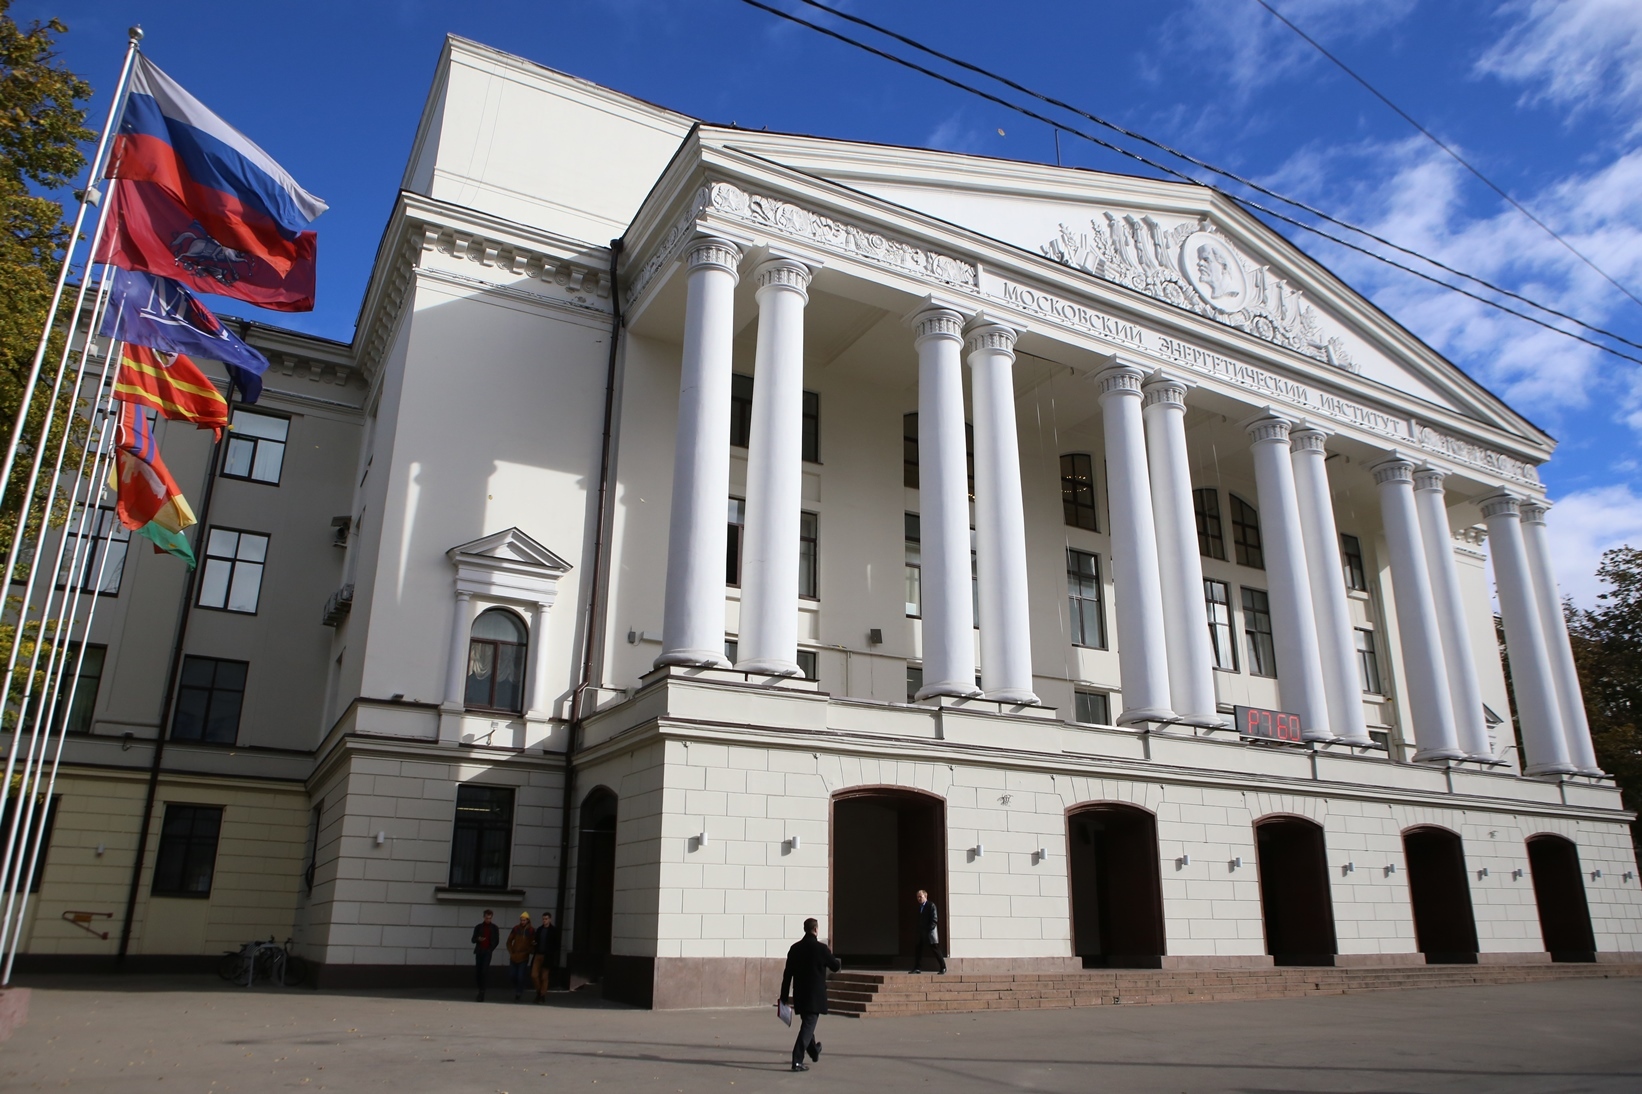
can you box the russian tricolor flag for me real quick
[107,55,325,285]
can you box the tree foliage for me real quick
[1568,546,1642,855]
[0,0,93,566]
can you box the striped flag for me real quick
[113,343,228,439]
[112,401,196,534]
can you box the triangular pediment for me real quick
[706,131,1541,442]
[447,527,572,574]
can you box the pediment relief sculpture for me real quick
[1041,212,1356,373]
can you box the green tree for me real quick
[1568,546,1642,860]
[0,0,93,563]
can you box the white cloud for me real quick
[1542,484,1642,607]
[1477,0,1642,126]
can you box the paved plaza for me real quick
[4,976,1640,1092]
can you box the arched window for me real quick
[465,608,527,712]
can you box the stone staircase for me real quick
[827,962,1642,1017]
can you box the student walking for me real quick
[471,909,499,1001]
[506,912,536,1002]
[909,889,946,974]
[532,911,560,1002]
[778,917,841,1072]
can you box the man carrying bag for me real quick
[778,917,841,1072]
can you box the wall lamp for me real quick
[1512,868,1524,880]
[1175,853,1190,869]
[1229,857,1243,871]
[787,835,801,852]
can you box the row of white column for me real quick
[656,237,1038,702]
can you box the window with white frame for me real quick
[1204,579,1238,671]
[1073,690,1111,725]
[1067,549,1106,649]
[1355,628,1383,694]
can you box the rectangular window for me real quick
[904,513,921,618]
[1341,533,1367,592]
[1194,488,1226,561]
[799,510,818,599]
[449,784,514,890]
[1073,690,1111,726]
[730,373,754,448]
[54,643,105,734]
[197,528,268,613]
[903,413,919,488]
[171,656,248,744]
[1067,549,1106,649]
[56,504,129,595]
[724,639,737,665]
[726,497,745,586]
[0,793,58,893]
[151,804,223,897]
[1241,587,1276,677]
[1061,453,1098,531]
[1231,495,1264,570]
[1356,628,1383,694]
[906,664,923,703]
[221,410,289,485]
[796,649,818,682]
[1204,580,1238,671]
[802,390,820,463]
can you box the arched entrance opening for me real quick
[831,788,947,967]
[1066,803,1165,967]
[1254,816,1337,966]
[1402,826,1478,963]
[571,787,618,980]
[1526,834,1597,962]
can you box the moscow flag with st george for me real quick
[94,52,325,564]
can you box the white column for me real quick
[1413,468,1493,761]
[967,320,1037,703]
[525,602,554,718]
[736,258,812,675]
[1372,457,1463,761]
[1521,501,1602,774]
[1140,374,1219,726]
[912,306,980,699]
[1096,362,1174,725]
[443,590,479,710]
[1481,493,1574,775]
[1246,416,1332,742]
[658,237,741,669]
[1290,427,1372,745]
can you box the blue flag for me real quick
[98,267,269,402]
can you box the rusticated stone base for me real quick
[1335,952,1425,968]
[1161,954,1275,970]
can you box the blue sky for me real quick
[22,0,1642,604]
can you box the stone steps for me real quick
[826,963,1641,1017]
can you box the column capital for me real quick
[1412,465,1447,493]
[1520,498,1551,525]
[1094,362,1145,401]
[685,236,743,280]
[752,257,811,300]
[1370,454,1415,486]
[1479,491,1522,520]
[963,320,1018,359]
[454,589,472,603]
[909,305,965,347]
[1140,371,1191,411]
[1245,414,1293,446]
[1289,427,1329,456]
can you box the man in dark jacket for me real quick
[778,918,841,1072]
[471,909,499,1001]
[532,911,560,1002]
[910,889,946,974]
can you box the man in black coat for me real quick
[778,918,841,1072]
[470,909,499,1001]
[910,889,946,974]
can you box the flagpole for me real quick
[0,335,123,965]
[116,375,235,963]
[0,27,141,521]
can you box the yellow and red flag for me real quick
[111,400,197,534]
[113,343,228,440]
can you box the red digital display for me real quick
[1234,705,1304,743]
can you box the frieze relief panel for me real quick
[1041,211,1357,373]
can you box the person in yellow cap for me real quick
[506,911,536,1002]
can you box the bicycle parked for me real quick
[216,936,307,988]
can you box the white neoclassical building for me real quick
[12,35,1640,1006]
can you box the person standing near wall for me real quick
[778,917,841,1072]
[532,911,560,1002]
[910,889,946,974]
[506,912,536,1002]
[471,909,499,1002]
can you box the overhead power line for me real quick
[1252,0,1642,313]
[731,0,1642,366]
